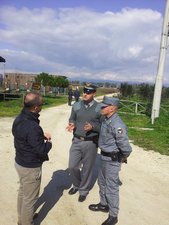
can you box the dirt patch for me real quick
[0,104,169,225]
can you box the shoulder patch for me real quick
[117,128,123,134]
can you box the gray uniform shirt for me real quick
[69,100,101,137]
[99,113,132,157]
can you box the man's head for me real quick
[24,92,43,113]
[100,96,120,117]
[83,83,97,103]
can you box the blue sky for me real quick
[0,0,168,84]
[0,0,166,13]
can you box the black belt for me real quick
[101,150,120,161]
[74,134,98,141]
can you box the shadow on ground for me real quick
[34,169,71,225]
[34,154,101,224]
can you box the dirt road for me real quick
[0,102,169,225]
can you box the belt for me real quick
[74,134,98,141]
[101,150,120,161]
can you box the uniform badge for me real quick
[117,128,123,134]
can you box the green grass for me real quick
[128,127,169,155]
[0,96,68,117]
[120,113,151,127]
[0,99,23,117]
[120,112,169,156]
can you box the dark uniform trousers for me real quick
[68,137,98,196]
[98,159,121,217]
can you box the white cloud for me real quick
[128,46,143,57]
[0,6,168,84]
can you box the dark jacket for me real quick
[12,108,52,168]
[74,89,80,101]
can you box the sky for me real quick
[0,0,168,84]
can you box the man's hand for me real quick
[84,122,93,132]
[66,123,75,132]
[44,132,52,142]
[121,157,127,164]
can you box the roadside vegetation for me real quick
[0,85,169,156]
[0,96,68,117]
[118,82,169,156]
[120,112,169,156]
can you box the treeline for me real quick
[35,72,69,88]
[120,82,169,101]
[34,73,169,102]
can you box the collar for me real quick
[22,108,40,122]
[105,112,117,121]
[83,100,95,108]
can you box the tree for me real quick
[138,83,154,100]
[162,87,169,99]
[35,72,50,86]
[120,83,133,98]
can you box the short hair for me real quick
[24,92,42,109]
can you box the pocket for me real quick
[32,167,42,181]
[101,124,112,142]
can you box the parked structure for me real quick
[3,73,37,91]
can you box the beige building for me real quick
[4,72,37,91]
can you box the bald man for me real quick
[12,92,52,225]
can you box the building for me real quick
[4,72,37,91]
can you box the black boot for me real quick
[89,203,109,213]
[101,215,118,225]
[68,187,78,195]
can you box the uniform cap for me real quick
[100,96,120,107]
[84,83,97,91]
[83,83,98,94]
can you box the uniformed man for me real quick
[89,96,132,225]
[66,84,101,202]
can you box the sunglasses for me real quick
[83,88,95,95]
[38,103,44,106]
[101,105,109,109]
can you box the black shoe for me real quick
[33,213,38,220]
[89,203,109,213]
[101,216,118,225]
[68,187,78,195]
[78,195,86,202]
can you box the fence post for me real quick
[135,102,138,114]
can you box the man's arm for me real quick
[66,105,76,132]
[27,123,52,157]
[115,126,132,161]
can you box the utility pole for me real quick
[0,56,6,88]
[151,0,169,124]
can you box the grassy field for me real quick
[120,113,169,156]
[0,90,169,156]
[0,95,68,117]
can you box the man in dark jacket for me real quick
[12,92,52,225]
[74,86,80,102]
[68,88,74,106]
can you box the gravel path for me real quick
[0,102,169,225]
